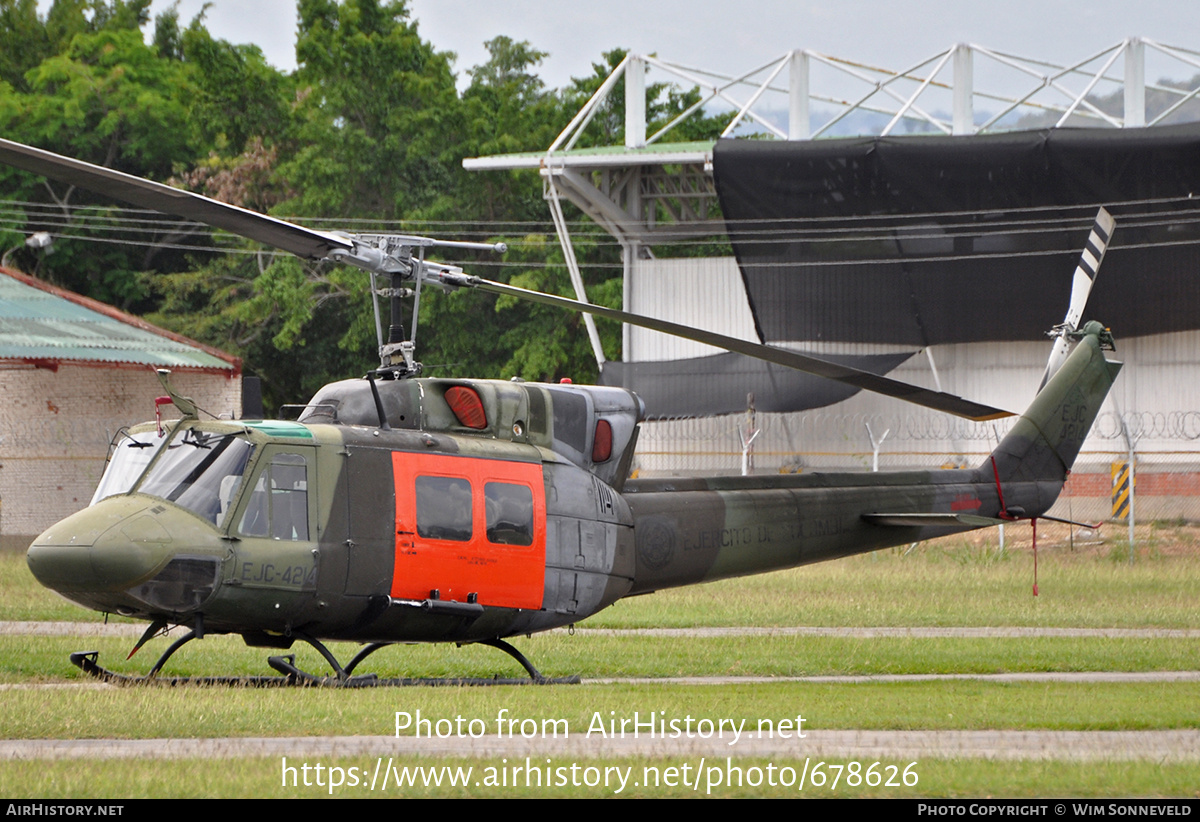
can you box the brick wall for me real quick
[0,364,241,539]
[1054,464,1200,522]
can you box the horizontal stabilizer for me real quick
[862,512,1007,528]
[864,512,1101,529]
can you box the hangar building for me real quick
[466,40,1200,523]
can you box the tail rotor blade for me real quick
[1038,207,1115,391]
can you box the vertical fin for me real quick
[992,323,1121,485]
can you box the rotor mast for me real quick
[327,233,507,375]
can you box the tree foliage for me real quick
[0,0,728,410]
[284,0,458,219]
[0,0,197,304]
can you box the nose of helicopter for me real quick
[27,496,197,595]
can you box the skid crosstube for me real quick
[67,634,580,687]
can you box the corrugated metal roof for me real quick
[0,270,236,371]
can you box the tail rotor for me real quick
[1037,207,1115,391]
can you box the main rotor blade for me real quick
[1037,207,1114,391]
[456,276,1012,421]
[0,138,353,260]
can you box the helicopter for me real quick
[1,137,1121,685]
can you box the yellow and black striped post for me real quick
[1111,460,1133,520]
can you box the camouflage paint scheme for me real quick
[26,325,1119,650]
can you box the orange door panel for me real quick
[390,452,546,609]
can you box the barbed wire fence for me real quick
[632,410,1200,533]
[4,410,1198,545]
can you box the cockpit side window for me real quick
[238,452,311,541]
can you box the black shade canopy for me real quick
[713,123,1200,346]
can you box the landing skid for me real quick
[68,634,579,686]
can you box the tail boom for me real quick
[621,325,1120,595]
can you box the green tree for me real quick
[282,0,458,219]
[0,0,51,92]
[409,35,621,384]
[0,2,723,405]
[154,0,466,409]
[0,2,202,305]
[180,15,295,154]
[451,36,565,222]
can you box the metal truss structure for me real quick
[463,39,1200,367]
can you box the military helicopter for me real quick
[0,137,1120,685]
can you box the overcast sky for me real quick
[24,0,1200,135]
[90,0,1200,95]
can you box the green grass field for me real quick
[1,527,1197,798]
[5,757,1199,799]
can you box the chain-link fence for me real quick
[632,410,1200,525]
